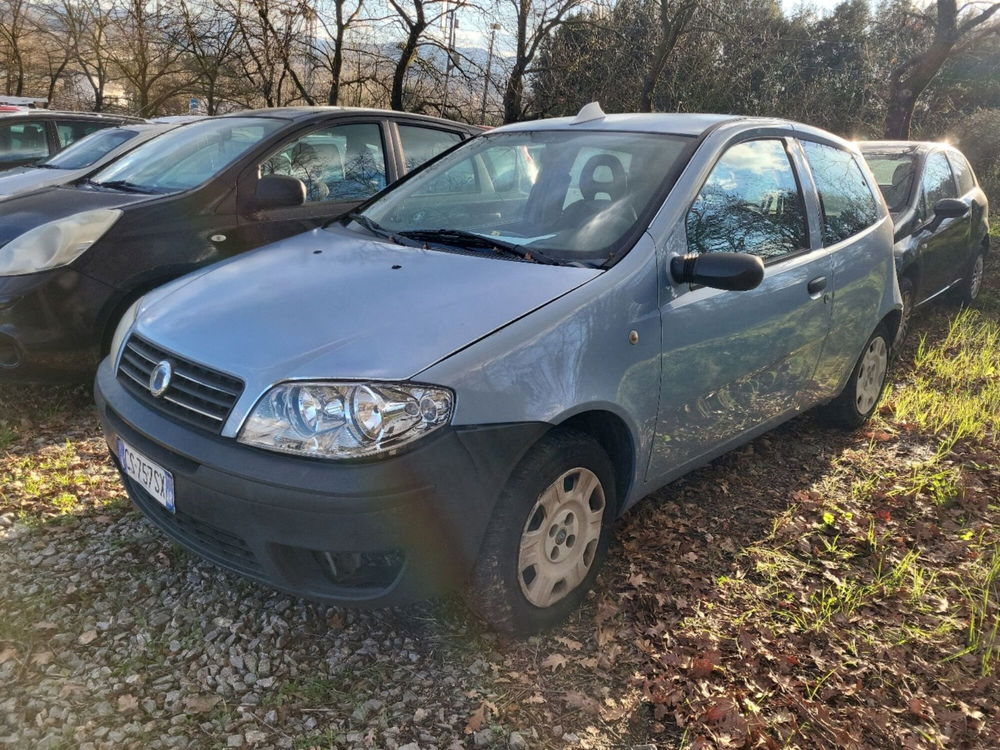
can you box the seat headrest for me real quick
[579,153,626,201]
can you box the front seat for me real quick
[557,154,629,230]
[882,162,914,211]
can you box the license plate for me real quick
[117,438,175,513]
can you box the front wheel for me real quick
[817,325,891,430]
[466,429,615,634]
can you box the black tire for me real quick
[895,276,914,352]
[955,247,986,307]
[817,324,891,430]
[466,429,616,635]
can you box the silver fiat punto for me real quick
[96,106,901,633]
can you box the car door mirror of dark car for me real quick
[670,252,765,292]
[922,198,969,233]
[253,175,306,211]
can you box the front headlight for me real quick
[109,297,142,367]
[0,209,122,276]
[238,382,455,459]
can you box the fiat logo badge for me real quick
[149,360,173,398]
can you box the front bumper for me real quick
[0,269,114,382]
[95,359,546,607]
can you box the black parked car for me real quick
[0,108,481,381]
[860,141,990,343]
[0,106,142,171]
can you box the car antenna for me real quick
[571,102,606,125]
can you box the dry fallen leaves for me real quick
[541,653,568,671]
[183,694,222,713]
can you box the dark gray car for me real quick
[860,141,990,344]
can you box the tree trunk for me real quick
[639,0,697,113]
[882,0,1000,139]
[391,29,421,110]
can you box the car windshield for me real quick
[89,117,284,194]
[42,127,140,170]
[356,130,692,265]
[862,151,916,212]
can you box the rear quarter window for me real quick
[803,141,882,245]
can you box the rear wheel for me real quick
[955,249,985,306]
[895,276,914,352]
[466,429,615,634]
[817,325,890,430]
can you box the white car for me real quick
[0,118,204,199]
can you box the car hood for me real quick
[0,167,74,198]
[135,225,601,385]
[0,185,150,246]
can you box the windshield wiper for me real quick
[397,228,561,265]
[340,211,405,244]
[88,179,154,194]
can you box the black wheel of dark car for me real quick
[956,248,986,306]
[894,276,914,352]
[466,429,616,635]
[817,324,891,430]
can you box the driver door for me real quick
[647,138,833,480]
[235,120,391,249]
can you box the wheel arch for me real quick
[553,409,637,515]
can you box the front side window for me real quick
[686,139,808,260]
[56,120,105,148]
[358,130,691,265]
[947,151,976,195]
[0,120,49,163]
[921,152,958,211]
[861,151,916,213]
[803,141,881,245]
[260,122,387,203]
[43,128,138,170]
[91,117,285,195]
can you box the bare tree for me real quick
[501,0,583,123]
[385,0,455,111]
[0,0,32,95]
[179,0,242,113]
[638,0,698,112]
[884,0,1000,138]
[311,0,367,104]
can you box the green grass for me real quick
[890,308,1000,445]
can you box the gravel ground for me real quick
[2,258,999,749]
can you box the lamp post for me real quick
[480,22,501,125]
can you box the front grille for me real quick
[127,478,262,576]
[117,335,243,433]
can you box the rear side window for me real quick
[56,120,106,148]
[398,125,462,172]
[947,151,976,195]
[0,120,49,163]
[803,141,881,245]
[921,152,958,208]
[686,139,808,260]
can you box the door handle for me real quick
[807,276,827,295]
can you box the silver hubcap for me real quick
[855,336,888,415]
[970,255,984,300]
[518,467,606,608]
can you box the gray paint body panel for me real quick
[124,114,902,512]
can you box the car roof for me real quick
[492,112,743,136]
[0,109,143,123]
[857,140,945,155]
[220,106,483,131]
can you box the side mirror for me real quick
[670,252,765,292]
[254,174,306,211]
[923,198,969,233]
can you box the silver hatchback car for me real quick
[96,108,901,633]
